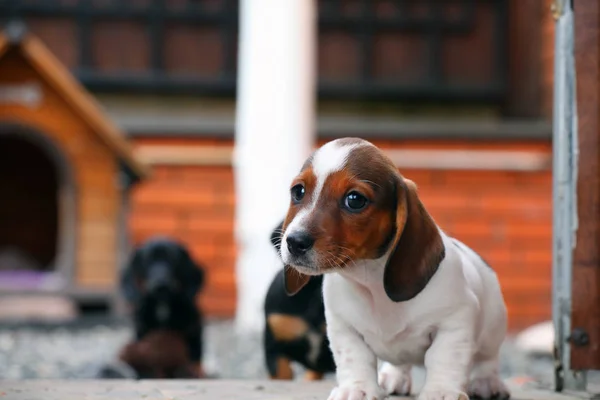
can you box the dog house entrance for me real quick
[0,135,60,289]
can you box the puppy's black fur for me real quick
[120,236,206,379]
[263,221,335,380]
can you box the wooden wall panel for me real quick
[571,0,600,370]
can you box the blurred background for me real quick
[0,0,558,386]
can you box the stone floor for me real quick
[0,317,598,399]
[0,379,597,400]
[0,318,557,383]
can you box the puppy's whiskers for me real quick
[334,246,358,270]
[324,250,345,274]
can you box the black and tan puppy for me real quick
[264,221,335,380]
[120,236,207,379]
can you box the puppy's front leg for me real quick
[419,310,475,400]
[327,314,383,400]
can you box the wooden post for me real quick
[233,0,316,332]
[571,0,600,371]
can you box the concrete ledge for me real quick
[0,295,78,321]
[0,380,596,400]
[97,93,551,140]
[118,116,552,141]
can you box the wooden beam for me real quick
[571,0,600,370]
[135,145,233,166]
[385,149,551,172]
[135,145,551,172]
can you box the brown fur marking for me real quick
[273,357,294,380]
[267,313,309,342]
[304,370,325,381]
[118,330,195,378]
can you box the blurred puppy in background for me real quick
[118,236,207,379]
[263,221,335,380]
[118,330,191,379]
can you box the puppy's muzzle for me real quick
[286,231,315,257]
[146,263,175,293]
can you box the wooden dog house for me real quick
[0,22,148,307]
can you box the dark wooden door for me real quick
[571,0,600,370]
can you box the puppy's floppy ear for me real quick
[383,176,445,302]
[284,265,310,296]
[179,246,205,298]
[275,220,309,295]
[270,220,285,252]
[121,249,143,304]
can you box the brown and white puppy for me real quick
[280,138,510,400]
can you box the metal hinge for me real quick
[567,328,590,347]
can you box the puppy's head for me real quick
[280,138,445,302]
[121,237,205,304]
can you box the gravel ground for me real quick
[0,318,270,381]
[0,318,561,388]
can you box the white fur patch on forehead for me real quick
[311,139,367,179]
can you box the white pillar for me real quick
[233,0,316,332]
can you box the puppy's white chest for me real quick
[357,307,433,365]
[364,325,433,365]
[325,274,434,365]
[334,284,404,335]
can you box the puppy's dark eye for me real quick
[291,184,305,203]
[344,191,368,211]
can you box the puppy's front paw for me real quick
[328,382,385,400]
[378,363,411,395]
[418,389,469,400]
[468,376,510,399]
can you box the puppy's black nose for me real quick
[286,231,314,256]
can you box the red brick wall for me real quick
[129,138,552,332]
[129,138,236,317]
